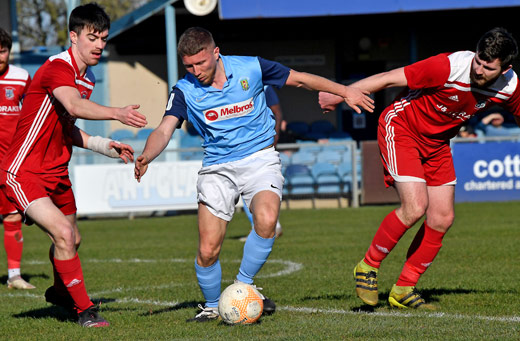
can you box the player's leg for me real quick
[238,190,279,282]
[241,197,282,241]
[389,185,454,309]
[366,181,429,268]
[46,213,82,311]
[237,148,283,313]
[237,147,283,285]
[389,145,455,309]
[3,212,35,289]
[355,181,428,306]
[190,162,239,322]
[355,121,429,306]
[237,191,280,314]
[189,203,228,322]
[27,198,108,326]
[398,184,454,286]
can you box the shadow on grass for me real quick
[301,292,352,302]
[137,300,200,316]
[227,234,248,241]
[350,287,479,312]
[1,273,49,285]
[13,306,75,323]
[13,297,119,322]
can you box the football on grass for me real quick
[218,282,264,325]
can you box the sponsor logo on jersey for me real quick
[205,110,219,121]
[436,104,448,112]
[240,78,250,91]
[0,106,21,113]
[436,103,470,121]
[81,91,88,99]
[448,95,459,102]
[475,100,487,109]
[4,87,14,100]
[204,97,254,123]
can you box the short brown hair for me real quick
[0,27,12,51]
[69,2,110,35]
[177,27,215,57]
[477,27,518,68]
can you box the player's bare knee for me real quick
[253,207,277,231]
[198,245,220,265]
[399,203,427,226]
[429,213,454,232]
[51,221,76,251]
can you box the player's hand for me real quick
[319,92,344,113]
[134,154,149,183]
[342,86,375,114]
[109,141,134,163]
[116,104,148,128]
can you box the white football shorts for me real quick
[197,147,284,221]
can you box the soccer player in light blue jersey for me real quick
[134,27,374,322]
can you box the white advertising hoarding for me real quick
[74,161,202,215]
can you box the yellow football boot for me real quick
[388,285,436,310]
[353,260,379,306]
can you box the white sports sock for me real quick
[8,268,21,279]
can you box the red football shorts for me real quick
[0,171,77,218]
[0,186,17,216]
[377,121,457,188]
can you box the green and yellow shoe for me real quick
[388,285,436,310]
[353,260,379,306]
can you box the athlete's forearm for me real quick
[286,70,349,97]
[140,128,172,164]
[68,98,118,121]
[53,86,146,127]
[71,126,90,148]
[351,67,407,94]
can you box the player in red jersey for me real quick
[319,27,520,309]
[0,4,147,327]
[0,28,35,290]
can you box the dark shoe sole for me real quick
[263,298,276,315]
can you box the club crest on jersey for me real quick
[204,97,254,123]
[81,91,88,99]
[239,78,250,91]
[4,87,14,100]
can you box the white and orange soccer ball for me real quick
[218,282,264,325]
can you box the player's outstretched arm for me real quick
[52,86,148,128]
[285,70,374,114]
[135,115,179,182]
[350,67,408,94]
[71,126,135,163]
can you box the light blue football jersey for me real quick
[165,55,290,166]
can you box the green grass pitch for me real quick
[0,202,519,339]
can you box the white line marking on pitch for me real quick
[24,258,303,279]
[2,292,518,324]
[279,306,520,323]
[25,258,301,273]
